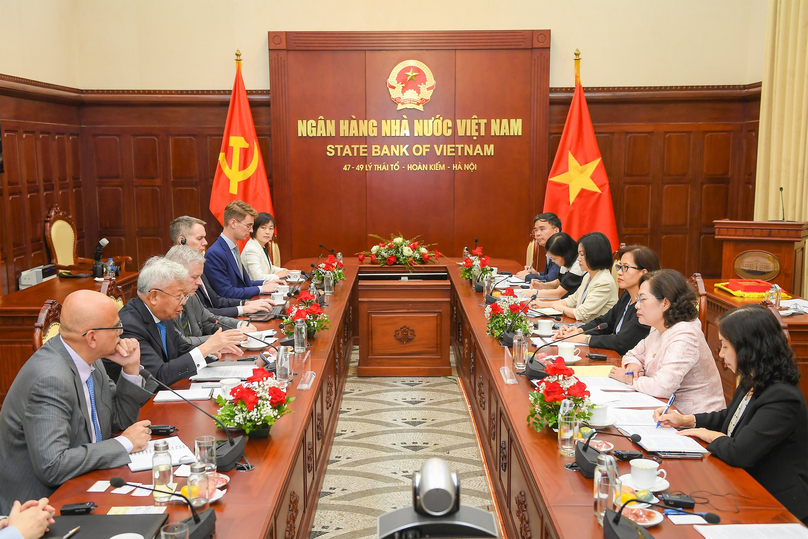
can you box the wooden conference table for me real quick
[48,259,802,539]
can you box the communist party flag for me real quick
[210,52,273,225]
[543,56,618,251]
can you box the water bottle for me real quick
[294,318,307,354]
[308,282,317,298]
[512,329,526,372]
[324,271,334,296]
[152,440,173,503]
[336,252,343,263]
[186,462,209,509]
[593,454,622,525]
[557,399,578,457]
[276,346,292,385]
[463,246,470,258]
[105,258,115,279]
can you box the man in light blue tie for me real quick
[0,290,158,514]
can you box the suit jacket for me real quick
[581,292,651,355]
[119,296,199,386]
[173,294,240,346]
[695,382,808,520]
[241,238,286,282]
[203,236,264,300]
[0,337,157,513]
[198,273,241,318]
[563,268,618,322]
[525,254,560,283]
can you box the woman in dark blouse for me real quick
[655,305,808,524]
[529,232,583,299]
[554,245,660,354]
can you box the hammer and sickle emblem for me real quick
[218,136,260,194]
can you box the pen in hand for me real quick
[656,393,676,429]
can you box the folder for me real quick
[43,514,168,539]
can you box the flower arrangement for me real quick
[215,368,294,434]
[357,234,441,269]
[484,287,532,339]
[312,254,345,284]
[459,247,493,281]
[527,356,592,431]
[281,290,330,337]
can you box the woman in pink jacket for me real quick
[608,269,725,415]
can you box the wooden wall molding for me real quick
[274,30,549,51]
[550,82,762,103]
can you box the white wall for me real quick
[0,0,768,90]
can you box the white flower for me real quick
[371,245,378,254]
[402,246,413,256]
[420,247,428,254]
[393,237,404,245]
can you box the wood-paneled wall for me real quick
[0,74,760,296]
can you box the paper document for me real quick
[153,388,212,403]
[107,506,167,515]
[780,299,808,311]
[528,308,563,317]
[617,425,707,453]
[668,514,708,525]
[608,392,667,408]
[577,376,632,391]
[611,408,657,426]
[694,524,808,539]
[189,364,256,382]
[87,480,111,493]
[531,336,587,348]
[572,366,616,378]
[588,389,622,404]
[127,438,196,472]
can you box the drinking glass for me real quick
[161,523,189,539]
[194,435,217,475]
[276,346,293,385]
[557,400,579,457]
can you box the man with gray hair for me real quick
[165,245,254,346]
[119,257,245,385]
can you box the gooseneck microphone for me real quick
[319,243,335,254]
[604,499,719,539]
[474,237,478,250]
[780,186,786,221]
[524,323,609,381]
[499,292,538,347]
[110,477,216,539]
[582,430,642,451]
[574,428,643,478]
[146,373,248,472]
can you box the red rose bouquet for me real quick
[484,287,532,339]
[281,289,330,337]
[357,233,440,270]
[214,368,294,434]
[527,356,592,431]
[312,254,345,284]
[459,246,493,282]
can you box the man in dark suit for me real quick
[169,216,272,317]
[0,290,157,514]
[119,257,245,386]
[203,201,283,300]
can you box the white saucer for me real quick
[286,277,305,284]
[241,341,268,350]
[619,473,670,493]
[587,416,616,428]
[587,439,614,452]
[624,507,663,527]
[561,355,583,365]
[110,535,145,539]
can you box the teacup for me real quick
[288,270,302,281]
[277,284,290,295]
[590,403,610,425]
[271,292,285,303]
[536,319,554,336]
[557,342,581,363]
[630,459,666,490]
[220,378,241,400]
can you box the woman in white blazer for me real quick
[241,212,288,282]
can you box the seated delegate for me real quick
[0,498,55,539]
[655,305,808,524]
[515,212,562,282]
[528,232,583,299]
[241,212,289,282]
[554,244,660,354]
[531,232,617,322]
[609,269,725,415]
[0,290,157,514]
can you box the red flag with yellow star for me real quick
[210,54,273,225]
[543,79,618,251]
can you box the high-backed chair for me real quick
[761,300,792,346]
[689,272,707,332]
[33,300,62,351]
[101,277,125,310]
[44,205,132,271]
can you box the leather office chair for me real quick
[33,300,62,351]
[689,272,707,332]
[101,277,125,310]
[44,205,132,271]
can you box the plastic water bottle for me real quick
[308,282,317,298]
[152,440,173,503]
[187,462,209,509]
[294,318,307,354]
[594,454,622,525]
[105,258,115,279]
[336,252,343,263]
[512,329,526,372]
[324,271,334,296]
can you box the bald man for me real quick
[0,291,157,514]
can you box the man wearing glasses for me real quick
[0,290,157,514]
[119,257,246,386]
[203,200,284,300]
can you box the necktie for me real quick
[86,374,103,443]
[156,321,168,355]
[232,245,244,275]
[199,281,212,305]
[179,309,191,336]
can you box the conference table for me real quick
[47,258,803,539]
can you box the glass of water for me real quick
[161,523,189,539]
[194,435,217,475]
[557,400,579,457]
[276,346,293,385]
[323,272,334,296]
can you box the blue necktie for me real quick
[156,321,168,355]
[86,374,103,443]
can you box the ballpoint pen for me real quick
[656,393,676,428]
[63,525,81,539]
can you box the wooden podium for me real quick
[714,220,808,295]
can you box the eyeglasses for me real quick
[634,294,663,307]
[237,220,254,230]
[152,288,190,305]
[614,262,642,273]
[82,323,124,337]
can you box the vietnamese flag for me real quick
[543,77,618,251]
[209,55,273,225]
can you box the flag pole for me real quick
[574,49,581,86]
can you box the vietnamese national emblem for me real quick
[387,60,436,111]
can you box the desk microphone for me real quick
[213,320,279,352]
[524,323,609,380]
[484,275,512,304]
[499,292,538,347]
[780,186,786,221]
[574,429,642,478]
[110,477,215,539]
[604,499,719,539]
[318,243,335,254]
[146,373,248,472]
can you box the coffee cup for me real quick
[491,267,498,276]
[277,284,290,295]
[536,319,554,336]
[557,342,581,363]
[271,292,285,303]
[220,378,241,400]
[630,459,666,490]
[288,270,301,281]
[590,403,610,425]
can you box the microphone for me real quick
[94,238,109,261]
[110,477,215,539]
[524,323,609,380]
[780,186,786,221]
[605,499,719,539]
[575,430,642,478]
[484,275,512,304]
[92,238,110,277]
[474,237,478,250]
[214,320,279,352]
[146,373,247,472]
[583,430,642,450]
[499,292,538,347]
[319,243,335,254]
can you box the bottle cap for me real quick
[190,463,206,474]
[154,440,169,452]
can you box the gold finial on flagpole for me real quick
[235,50,242,63]
[574,49,581,86]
